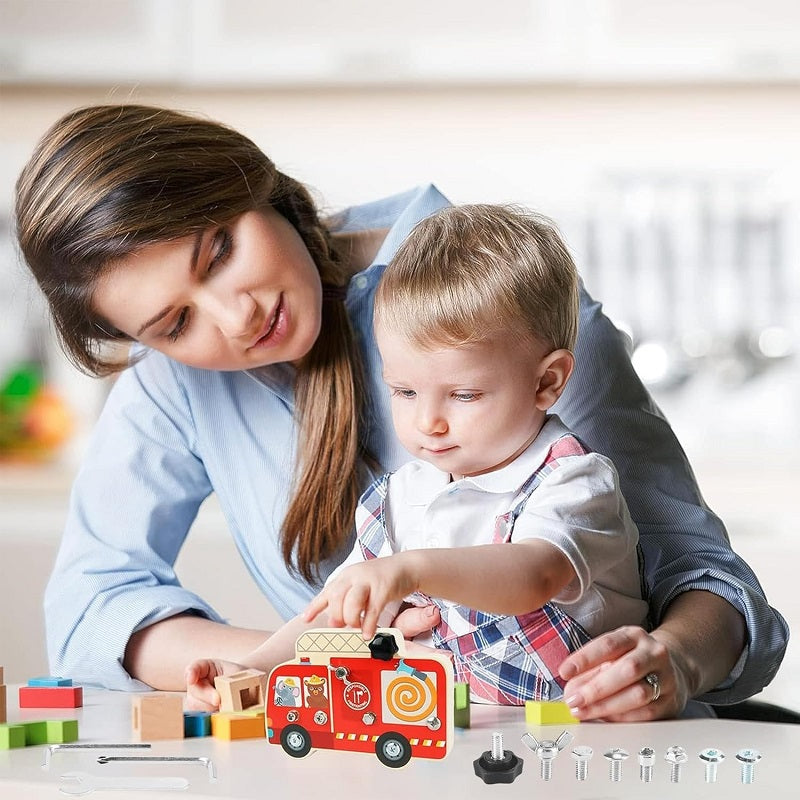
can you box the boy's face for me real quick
[376,323,550,480]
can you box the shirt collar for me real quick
[330,183,452,270]
[403,415,571,504]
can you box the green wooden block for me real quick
[23,721,51,745]
[453,683,469,709]
[45,719,79,743]
[453,683,470,728]
[0,724,27,749]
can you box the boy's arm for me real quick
[305,540,575,640]
[239,612,330,673]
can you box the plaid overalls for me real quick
[357,434,593,705]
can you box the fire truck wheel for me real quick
[280,724,312,758]
[375,732,412,769]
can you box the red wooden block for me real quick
[18,685,83,709]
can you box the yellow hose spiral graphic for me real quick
[385,673,437,723]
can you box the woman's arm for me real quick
[125,614,270,690]
[45,353,224,691]
[552,283,788,712]
[559,590,745,720]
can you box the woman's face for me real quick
[92,209,323,370]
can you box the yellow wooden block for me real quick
[211,711,266,740]
[525,700,579,726]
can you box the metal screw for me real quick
[638,746,655,783]
[604,748,629,782]
[571,746,593,781]
[664,745,689,783]
[521,731,573,781]
[699,748,725,783]
[491,732,504,761]
[736,748,762,784]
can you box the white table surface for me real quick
[0,686,797,799]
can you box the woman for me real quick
[15,104,788,721]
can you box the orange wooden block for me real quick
[131,694,184,741]
[18,686,83,709]
[214,669,266,713]
[211,711,266,741]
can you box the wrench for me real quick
[59,771,189,795]
[97,755,217,782]
[44,743,152,770]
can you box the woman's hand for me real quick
[558,626,692,721]
[559,592,745,721]
[184,658,245,712]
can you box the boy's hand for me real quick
[184,658,245,712]
[304,555,417,641]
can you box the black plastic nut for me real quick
[473,750,524,784]
[369,632,399,661]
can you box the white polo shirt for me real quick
[332,415,649,640]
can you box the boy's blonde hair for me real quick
[375,204,578,353]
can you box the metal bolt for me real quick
[638,746,655,783]
[699,748,725,783]
[604,748,629,782]
[571,746,593,781]
[664,745,689,783]
[521,730,573,781]
[491,732,504,761]
[735,748,762,784]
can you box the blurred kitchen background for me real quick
[1,0,798,708]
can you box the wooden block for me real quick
[28,676,73,687]
[524,700,578,726]
[453,683,470,729]
[0,724,26,750]
[45,719,79,744]
[214,669,267,712]
[211,711,266,741]
[23,721,51,746]
[18,685,83,709]
[0,684,6,725]
[131,694,184,741]
[0,666,4,683]
[183,711,212,738]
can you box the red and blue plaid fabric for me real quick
[357,433,593,705]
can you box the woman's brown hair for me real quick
[15,104,372,582]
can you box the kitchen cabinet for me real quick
[0,0,187,84]
[1,0,799,87]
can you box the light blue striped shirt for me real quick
[44,184,788,703]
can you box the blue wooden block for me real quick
[27,676,73,687]
[184,711,212,738]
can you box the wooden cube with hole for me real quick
[214,669,267,713]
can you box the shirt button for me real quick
[354,275,368,290]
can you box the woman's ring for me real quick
[644,672,661,703]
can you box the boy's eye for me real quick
[392,388,416,399]
[453,392,479,402]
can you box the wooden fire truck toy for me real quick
[265,628,454,768]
